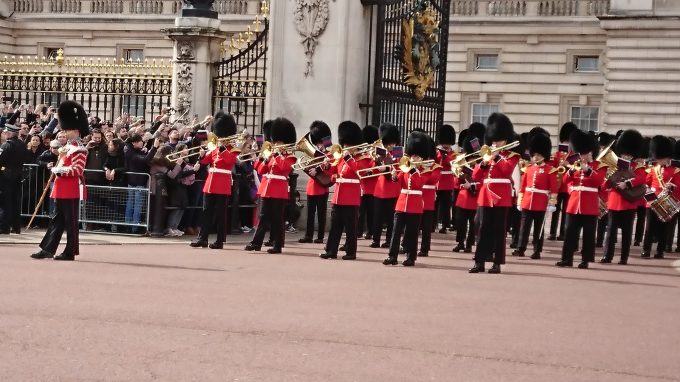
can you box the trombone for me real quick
[357,156,434,179]
[166,131,249,161]
[237,141,296,162]
[450,141,521,172]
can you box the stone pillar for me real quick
[163,17,227,122]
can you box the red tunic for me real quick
[472,151,520,208]
[606,164,647,211]
[373,166,401,199]
[330,154,370,206]
[51,142,87,200]
[646,164,680,200]
[254,158,269,197]
[358,154,377,196]
[260,154,297,200]
[519,163,558,211]
[436,149,456,191]
[564,161,607,216]
[200,146,237,195]
[395,170,424,213]
[551,150,570,193]
[455,173,479,210]
[421,165,442,211]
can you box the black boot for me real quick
[244,243,261,251]
[369,241,380,248]
[417,251,428,257]
[618,258,628,265]
[654,253,664,259]
[30,250,53,260]
[402,258,415,266]
[319,252,337,259]
[313,238,324,244]
[641,251,651,258]
[53,253,75,261]
[468,262,485,273]
[511,249,525,257]
[530,252,541,260]
[599,257,612,264]
[363,233,372,240]
[464,245,473,253]
[555,260,573,267]
[190,240,208,248]
[488,264,501,274]
[548,235,556,241]
[452,243,465,252]
[341,254,356,260]
[382,257,398,265]
[380,242,390,249]
[263,240,274,247]
[577,261,589,269]
[267,248,282,254]
[298,237,313,243]
[209,242,224,250]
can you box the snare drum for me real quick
[650,190,680,222]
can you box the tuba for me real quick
[293,133,334,187]
[598,141,646,202]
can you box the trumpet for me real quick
[237,141,295,161]
[357,156,434,179]
[166,130,249,161]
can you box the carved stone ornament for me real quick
[176,63,193,114]
[177,41,196,61]
[293,0,336,77]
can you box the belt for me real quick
[483,178,511,184]
[422,185,436,190]
[526,187,549,195]
[401,189,422,195]
[265,174,287,181]
[440,171,453,175]
[209,168,232,174]
[336,178,360,184]
[570,186,598,193]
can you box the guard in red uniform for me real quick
[642,135,680,259]
[415,133,440,257]
[548,122,578,241]
[383,131,428,266]
[320,121,371,260]
[299,121,332,244]
[600,129,646,265]
[358,125,379,240]
[435,124,456,233]
[556,130,607,269]
[370,123,401,248]
[246,118,297,254]
[634,137,651,246]
[190,112,238,249]
[512,131,558,259]
[32,101,89,261]
[452,124,485,253]
[596,132,616,248]
[469,113,520,274]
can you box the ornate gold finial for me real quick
[254,14,261,32]
[260,1,269,18]
[55,49,64,66]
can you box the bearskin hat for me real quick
[362,124,379,144]
[338,121,362,146]
[615,129,642,158]
[406,131,430,159]
[212,111,237,138]
[529,132,552,160]
[570,128,597,155]
[262,120,273,142]
[458,129,468,149]
[467,122,486,143]
[270,117,297,144]
[511,133,526,158]
[424,133,436,160]
[641,137,651,160]
[674,139,680,160]
[485,112,514,144]
[309,120,331,145]
[528,126,550,139]
[559,122,578,143]
[650,135,673,159]
[379,122,401,145]
[598,132,615,148]
[58,100,89,137]
[438,124,456,145]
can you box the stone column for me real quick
[163,17,227,122]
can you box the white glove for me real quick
[516,205,522,211]
[51,166,65,175]
[547,205,557,213]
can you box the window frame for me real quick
[566,49,602,74]
[570,105,600,133]
[475,54,499,71]
[470,102,500,125]
[468,48,502,72]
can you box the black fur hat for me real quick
[58,100,89,137]
[458,129,468,149]
[212,111,237,138]
[438,124,456,145]
[615,129,642,158]
[362,124,379,144]
[262,120,273,142]
[570,129,596,155]
[528,126,550,139]
[424,133,436,160]
[529,132,552,160]
[406,131,430,159]
[485,113,514,144]
[559,122,578,143]
[467,122,486,143]
[338,121,362,146]
[270,117,297,144]
[674,139,680,160]
[309,120,331,145]
[598,132,615,148]
[650,135,673,159]
[642,137,651,160]
[379,123,401,145]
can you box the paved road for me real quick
[1,230,679,382]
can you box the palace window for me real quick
[574,56,599,73]
[475,54,498,71]
[124,49,145,64]
[471,103,499,124]
[570,106,599,132]
[45,48,61,61]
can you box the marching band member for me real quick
[548,122,577,241]
[600,129,646,265]
[469,113,520,274]
[556,129,607,269]
[596,132,616,248]
[246,118,297,254]
[415,133,440,257]
[31,101,89,261]
[370,123,401,249]
[383,131,428,266]
[512,131,557,260]
[358,125,379,240]
[190,112,238,249]
[435,124,456,233]
[320,121,371,260]
[634,137,651,247]
[299,121,332,244]
[641,135,680,259]
[452,134,481,253]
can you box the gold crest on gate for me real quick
[400,6,441,101]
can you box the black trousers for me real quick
[549,193,568,238]
[436,190,453,229]
[643,209,669,255]
[0,180,21,232]
[518,210,547,253]
[455,207,476,247]
[372,197,397,244]
[419,210,434,254]
[198,194,229,243]
[603,209,635,262]
[251,198,286,250]
[40,198,80,256]
[389,212,421,261]
[358,194,374,237]
[304,194,328,240]
[561,213,597,264]
[634,206,646,244]
[596,213,609,245]
[509,206,521,246]
[325,205,359,256]
[667,215,678,250]
[474,207,508,265]
[451,189,459,228]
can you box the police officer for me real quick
[0,110,28,234]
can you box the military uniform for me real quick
[0,131,28,234]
